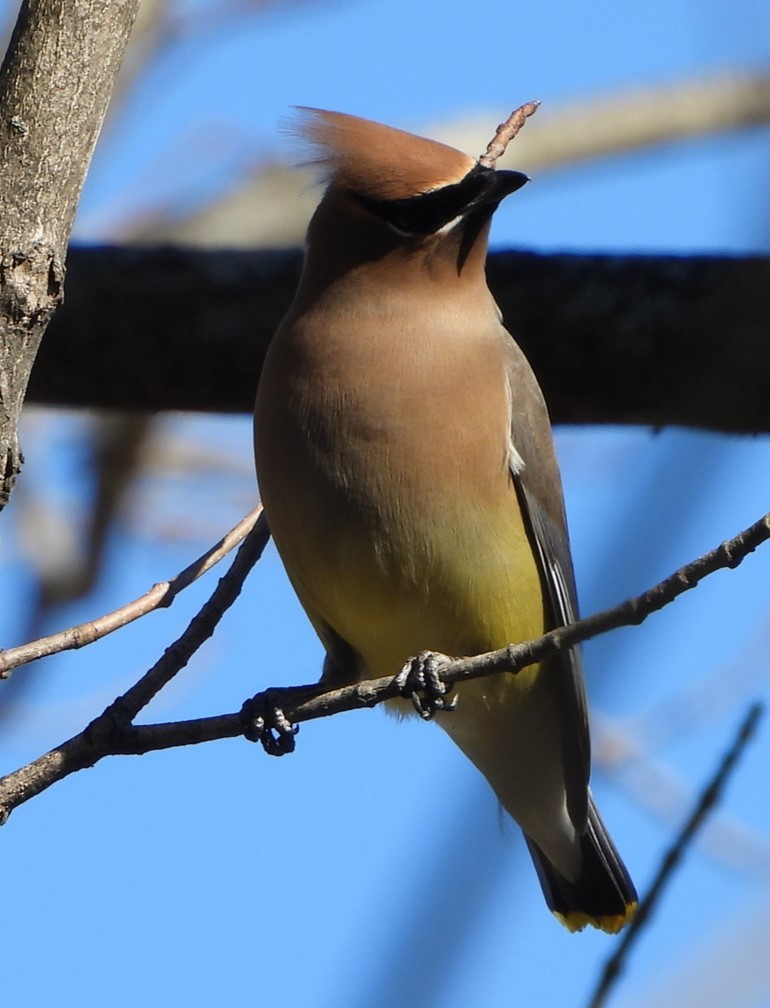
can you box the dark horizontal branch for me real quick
[1,506,767,823]
[28,244,770,433]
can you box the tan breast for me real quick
[254,286,545,679]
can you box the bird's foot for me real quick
[396,651,457,721]
[240,688,301,756]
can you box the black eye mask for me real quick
[358,165,528,236]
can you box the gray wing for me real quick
[504,336,591,830]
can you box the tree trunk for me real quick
[0,0,140,510]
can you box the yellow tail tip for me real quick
[555,901,638,934]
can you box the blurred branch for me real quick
[618,903,770,1008]
[0,411,157,723]
[111,1,310,111]
[588,703,764,1008]
[0,505,263,678]
[138,69,770,248]
[108,0,170,108]
[33,413,152,611]
[116,0,321,88]
[0,0,140,509]
[28,245,770,434]
[0,505,767,822]
[442,70,770,174]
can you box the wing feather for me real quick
[505,340,591,829]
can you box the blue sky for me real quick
[2,1,770,1006]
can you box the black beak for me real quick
[474,168,529,209]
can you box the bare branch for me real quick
[0,510,270,820]
[106,509,269,721]
[477,100,540,168]
[229,506,770,728]
[587,703,764,1008]
[1,506,767,823]
[0,505,263,677]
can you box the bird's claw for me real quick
[396,651,457,720]
[241,691,299,756]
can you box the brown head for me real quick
[290,108,529,287]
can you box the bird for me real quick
[253,106,637,933]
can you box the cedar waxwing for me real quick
[253,107,637,933]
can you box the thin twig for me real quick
[0,505,263,678]
[0,511,270,822]
[478,100,540,168]
[0,509,767,823]
[587,702,764,1008]
[111,509,270,721]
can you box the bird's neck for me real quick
[296,209,493,314]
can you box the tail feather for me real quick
[526,793,637,934]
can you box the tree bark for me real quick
[27,244,770,434]
[0,0,140,509]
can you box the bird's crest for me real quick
[289,107,477,203]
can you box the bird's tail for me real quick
[525,793,637,934]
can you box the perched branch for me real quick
[588,703,764,1008]
[440,510,770,685]
[478,100,540,168]
[0,507,767,823]
[0,0,141,509]
[0,505,263,677]
[27,246,770,433]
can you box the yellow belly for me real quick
[269,473,546,691]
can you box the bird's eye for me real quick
[385,221,417,237]
[359,166,493,236]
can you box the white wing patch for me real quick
[504,370,526,475]
[508,437,525,475]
